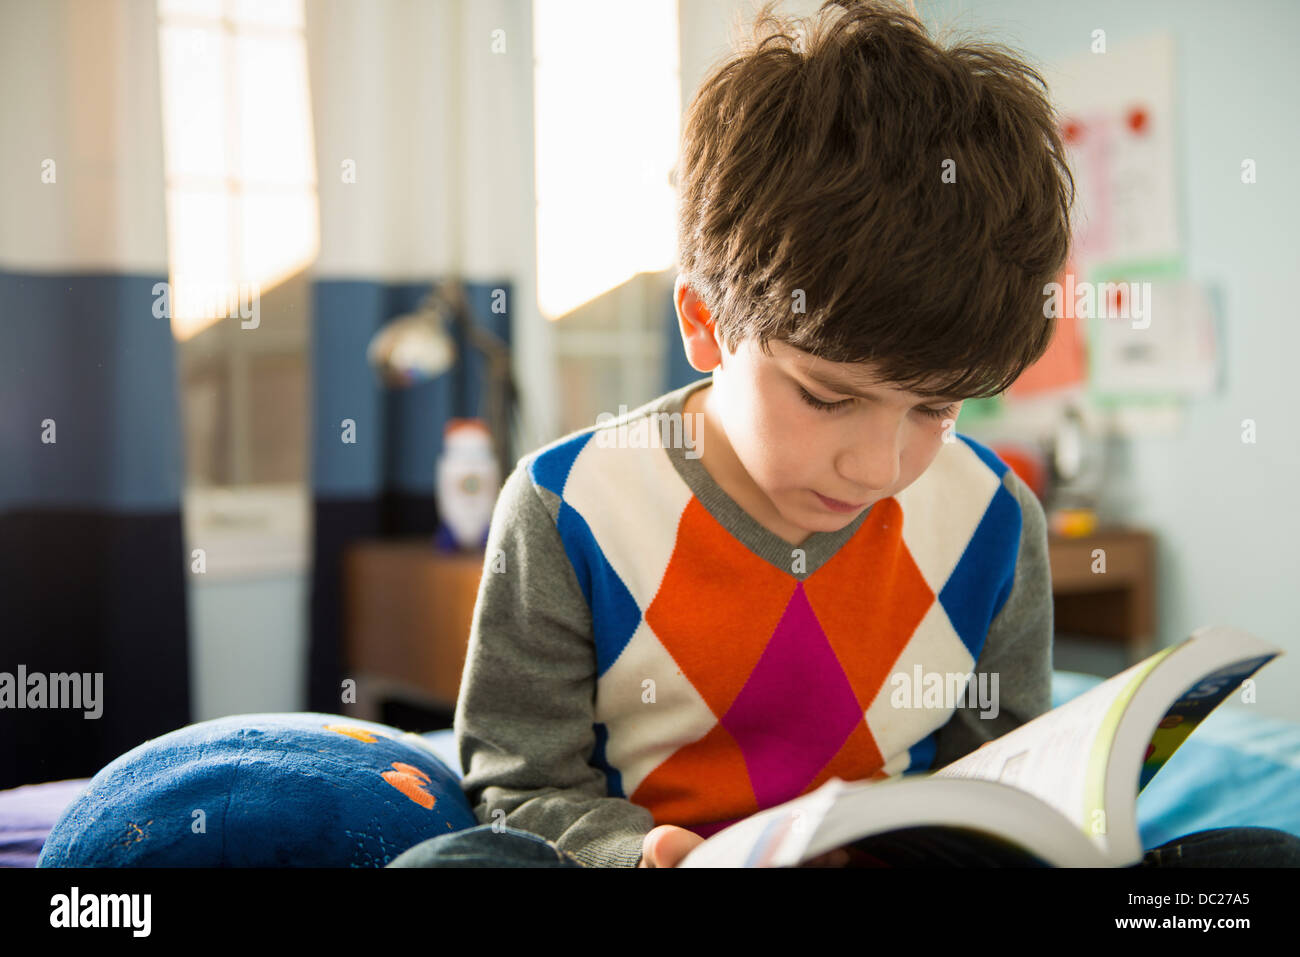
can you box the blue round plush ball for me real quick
[37,713,477,867]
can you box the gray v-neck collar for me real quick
[651,376,873,580]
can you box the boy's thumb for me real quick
[642,825,703,868]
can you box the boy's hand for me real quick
[638,825,703,867]
[637,824,850,867]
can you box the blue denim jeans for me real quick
[839,825,1300,867]
[386,823,1300,868]
[1133,826,1300,868]
[387,824,586,868]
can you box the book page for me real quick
[933,650,1170,844]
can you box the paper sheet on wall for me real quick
[1046,32,1181,272]
[1040,31,1192,438]
[1087,277,1219,400]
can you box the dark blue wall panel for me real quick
[0,271,185,511]
[0,270,190,790]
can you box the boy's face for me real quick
[678,290,964,537]
[715,338,963,533]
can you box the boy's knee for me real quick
[1142,827,1300,868]
[386,823,583,867]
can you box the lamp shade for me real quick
[366,309,456,388]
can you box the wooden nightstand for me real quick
[1048,526,1157,665]
[342,540,485,724]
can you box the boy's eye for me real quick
[797,385,850,413]
[919,404,958,421]
[798,385,956,421]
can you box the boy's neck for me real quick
[683,381,813,549]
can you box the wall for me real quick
[918,0,1300,719]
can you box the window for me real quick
[533,0,681,433]
[157,0,318,491]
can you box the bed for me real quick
[5,670,1299,867]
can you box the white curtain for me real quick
[304,0,554,446]
[302,0,552,713]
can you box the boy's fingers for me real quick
[660,827,705,867]
[640,826,667,867]
[638,830,657,867]
[641,825,704,868]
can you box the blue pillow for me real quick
[37,713,477,867]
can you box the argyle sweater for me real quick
[454,377,1053,867]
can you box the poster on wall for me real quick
[1048,30,1182,273]
[1038,31,1216,437]
[1086,273,1221,401]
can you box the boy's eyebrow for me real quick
[800,366,961,404]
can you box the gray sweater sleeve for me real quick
[453,460,657,867]
[929,468,1055,769]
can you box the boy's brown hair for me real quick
[675,0,1075,400]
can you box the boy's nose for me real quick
[836,435,901,494]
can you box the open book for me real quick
[678,624,1280,868]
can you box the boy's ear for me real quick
[675,275,722,373]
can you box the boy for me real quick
[387,0,1296,868]
[393,0,1065,868]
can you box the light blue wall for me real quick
[924,0,1300,720]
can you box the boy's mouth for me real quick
[813,491,866,513]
